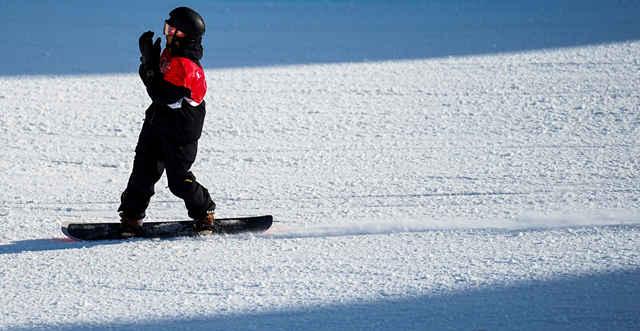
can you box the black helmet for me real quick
[166,7,205,39]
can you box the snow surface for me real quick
[1,1,640,330]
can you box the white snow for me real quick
[1,1,640,330]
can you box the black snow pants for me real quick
[118,111,215,221]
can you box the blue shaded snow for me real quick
[0,0,638,75]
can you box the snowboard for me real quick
[61,215,273,241]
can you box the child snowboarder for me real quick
[118,7,215,235]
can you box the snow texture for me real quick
[1,1,639,330]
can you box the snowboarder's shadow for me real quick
[0,238,123,254]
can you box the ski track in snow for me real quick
[1,31,640,331]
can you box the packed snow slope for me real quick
[1,1,640,330]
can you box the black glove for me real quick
[139,31,161,66]
[138,31,161,85]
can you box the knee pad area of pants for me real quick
[168,173,196,197]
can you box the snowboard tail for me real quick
[61,215,273,241]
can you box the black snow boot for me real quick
[120,213,144,237]
[193,210,216,233]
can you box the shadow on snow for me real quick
[0,238,123,254]
[11,269,640,331]
[0,0,639,76]
[2,224,638,254]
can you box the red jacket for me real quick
[139,48,208,143]
[159,48,207,106]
